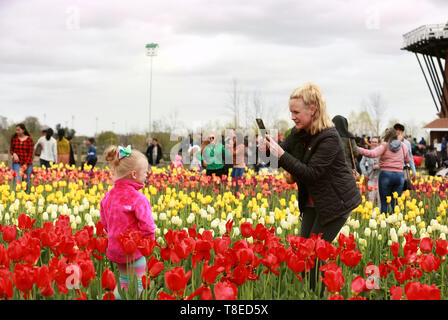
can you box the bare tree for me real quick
[224,78,242,129]
[363,92,387,136]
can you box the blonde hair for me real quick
[105,146,148,179]
[289,82,334,135]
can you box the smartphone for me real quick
[256,118,267,138]
[256,118,266,130]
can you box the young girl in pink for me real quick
[100,145,156,299]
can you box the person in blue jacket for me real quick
[84,137,98,170]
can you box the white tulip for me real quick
[416,216,421,223]
[199,228,205,234]
[369,219,377,230]
[211,218,220,229]
[5,213,10,221]
[232,227,240,237]
[219,224,226,235]
[276,227,283,235]
[340,225,350,237]
[51,212,58,220]
[353,220,360,230]
[294,228,299,235]
[75,216,82,225]
[388,240,393,246]
[440,233,446,240]
[69,215,75,223]
[71,222,77,229]
[42,212,49,221]
[380,220,387,229]
[377,234,382,241]
[251,212,257,220]
[155,228,161,235]
[159,212,167,221]
[247,236,253,244]
[157,237,165,245]
[186,214,195,224]
[163,228,168,235]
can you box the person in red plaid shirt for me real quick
[10,123,34,192]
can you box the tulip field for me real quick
[1,162,448,300]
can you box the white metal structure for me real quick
[402,23,448,48]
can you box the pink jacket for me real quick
[233,144,246,168]
[358,141,410,172]
[100,179,156,264]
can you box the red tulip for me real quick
[327,294,344,300]
[146,257,164,278]
[390,286,402,300]
[75,289,87,300]
[351,276,366,295]
[214,280,238,300]
[321,267,345,293]
[137,237,157,257]
[165,266,192,297]
[2,225,17,243]
[75,229,90,248]
[95,237,108,254]
[405,281,440,300]
[418,254,440,272]
[12,263,35,297]
[158,292,176,300]
[101,268,116,291]
[201,262,222,285]
[225,219,234,235]
[0,244,10,269]
[338,234,356,251]
[435,239,448,257]
[142,275,151,290]
[420,237,433,253]
[390,242,400,257]
[18,214,36,231]
[0,268,13,300]
[103,292,116,300]
[240,222,253,238]
[95,221,105,237]
[339,249,362,267]
[7,240,23,262]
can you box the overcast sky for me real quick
[1,0,447,137]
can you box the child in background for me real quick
[100,145,156,299]
[171,154,184,171]
[84,137,98,170]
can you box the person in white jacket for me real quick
[35,128,58,168]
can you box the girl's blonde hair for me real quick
[289,82,334,135]
[105,146,148,179]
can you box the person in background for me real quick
[84,137,98,170]
[360,136,380,206]
[441,137,447,163]
[10,123,34,192]
[35,127,57,168]
[394,123,417,178]
[332,115,359,172]
[425,145,440,176]
[57,129,70,165]
[171,154,184,171]
[230,130,246,192]
[146,138,163,166]
[202,133,232,177]
[358,128,410,214]
[411,137,418,156]
[188,144,202,171]
[67,136,76,166]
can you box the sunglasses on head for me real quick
[209,136,215,140]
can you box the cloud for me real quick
[0,0,447,137]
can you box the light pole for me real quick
[146,43,159,138]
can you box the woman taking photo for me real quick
[357,128,410,214]
[261,83,361,292]
[10,123,34,191]
[263,83,361,242]
[35,127,58,168]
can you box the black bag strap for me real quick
[348,138,357,169]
